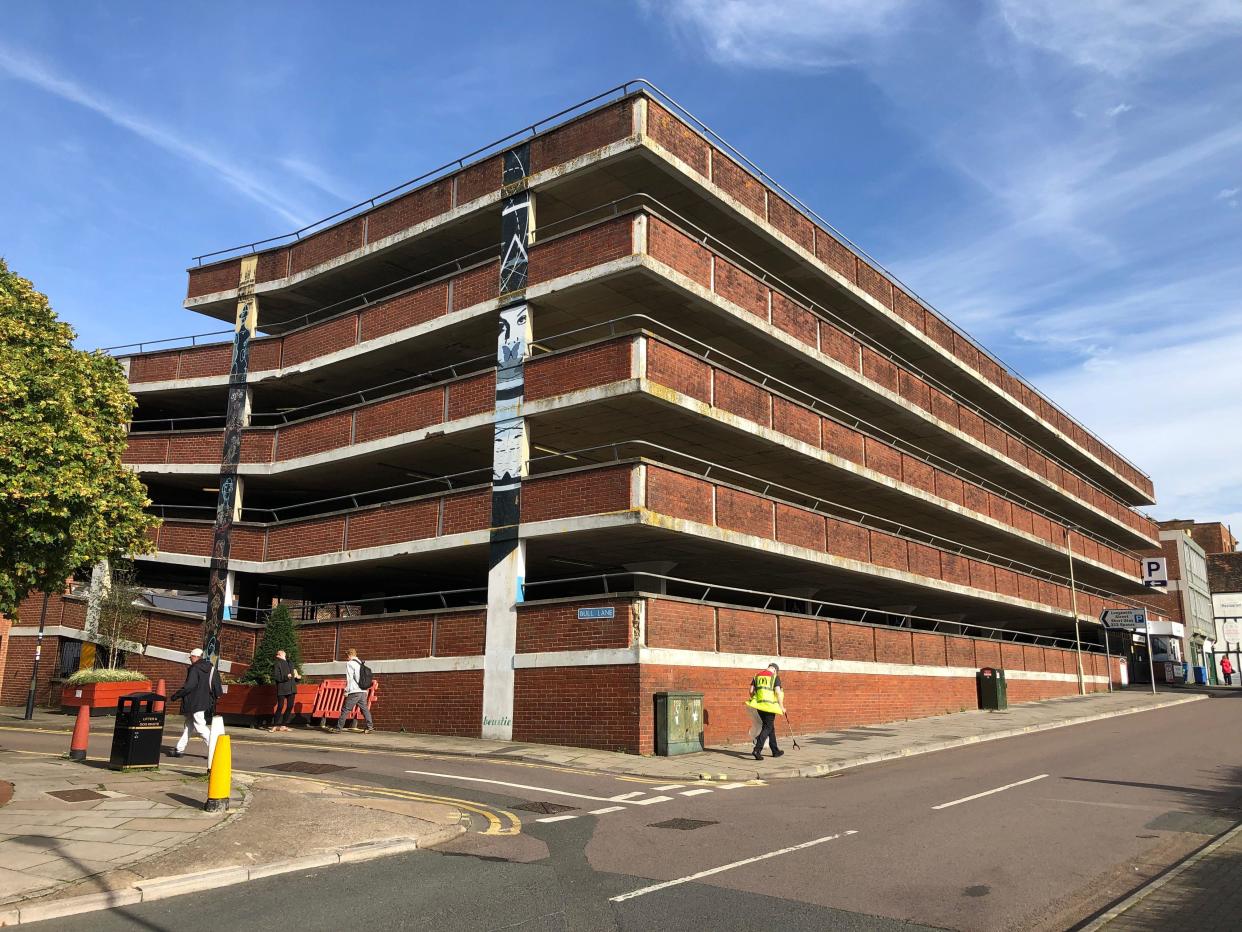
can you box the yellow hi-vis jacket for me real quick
[745,670,783,714]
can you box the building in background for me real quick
[1137,521,1221,683]
[0,86,1166,749]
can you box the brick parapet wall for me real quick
[125,335,638,468]
[643,339,1143,579]
[643,98,1152,502]
[643,465,1145,623]
[643,214,1155,541]
[147,215,640,390]
[1,592,259,708]
[185,98,638,300]
[150,463,638,562]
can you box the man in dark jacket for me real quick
[170,648,222,757]
[269,649,300,732]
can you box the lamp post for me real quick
[23,592,51,720]
[1065,529,1086,696]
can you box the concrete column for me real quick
[482,142,535,741]
[624,562,678,596]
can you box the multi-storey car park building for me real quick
[1,84,1171,751]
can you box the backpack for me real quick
[355,658,374,691]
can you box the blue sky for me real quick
[2,1,1240,532]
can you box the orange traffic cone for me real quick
[154,679,166,713]
[69,705,91,761]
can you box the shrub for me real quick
[64,668,148,686]
[242,604,303,685]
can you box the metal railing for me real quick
[230,572,1113,650]
[178,78,1146,483]
[143,438,1155,613]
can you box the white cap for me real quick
[189,648,204,658]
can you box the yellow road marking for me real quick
[234,768,522,836]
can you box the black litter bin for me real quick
[976,667,1007,711]
[109,692,166,771]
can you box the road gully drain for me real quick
[263,761,355,775]
[649,819,718,830]
[47,789,108,802]
[513,801,578,814]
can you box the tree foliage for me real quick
[242,604,303,685]
[0,259,158,618]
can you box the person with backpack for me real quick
[333,648,374,734]
[1221,656,1234,686]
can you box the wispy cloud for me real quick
[996,0,1242,75]
[0,42,310,227]
[642,0,1242,523]
[643,0,917,70]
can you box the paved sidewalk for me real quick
[0,747,463,923]
[1086,822,1242,931]
[0,756,239,906]
[3,687,1204,782]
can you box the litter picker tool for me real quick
[783,712,801,750]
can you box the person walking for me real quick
[332,649,373,734]
[270,649,301,731]
[745,662,785,760]
[1221,656,1234,686]
[169,647,222,757]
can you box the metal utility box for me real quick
[976,667,1008,711]
[654,691,704,756]
[109,692,166,771]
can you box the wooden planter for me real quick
[61,680,152,716]
[216,682,319,722]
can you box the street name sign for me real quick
[1100,608,1148,630]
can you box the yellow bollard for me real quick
[204,734,231,813]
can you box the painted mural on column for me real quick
[204,269,257,661]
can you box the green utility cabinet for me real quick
[654,691,704,756]
[976,667,1008,711]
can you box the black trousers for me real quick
[274,694,295,725]
[754,710,779,754]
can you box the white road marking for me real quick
[536,815,578,823]
[653,784,685,791]
[932,774,1050,810]
[609,831,858,902]
[716,783,750,790]
[679,789,713,797]
[610,791,647,801]
[589,806,626,815]
[630,795,673,806]
[404,770,619,803]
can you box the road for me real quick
[3,692,1241,931]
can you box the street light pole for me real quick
[23,592,50,720]
[1065,529,1086,695]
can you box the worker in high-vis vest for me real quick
[745,662,785,760]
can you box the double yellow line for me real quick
[235,768,523,836]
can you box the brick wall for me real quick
[513,665,639,750]
[528,216,634,284]
[516,600,633,653]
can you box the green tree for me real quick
[0,259,158,618]
[243,604,303,685]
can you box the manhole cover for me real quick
[263,761,355,775]
[47,789,107,802]
[649,818,718,830]
[513,801,577,814]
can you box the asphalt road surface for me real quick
[4,692,1241,931]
